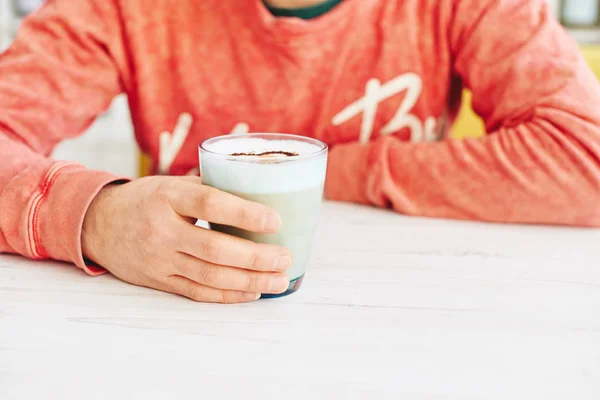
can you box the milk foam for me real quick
[203,138,322,157]
[200,137,327,194]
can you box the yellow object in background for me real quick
[139,152,152,178]
[451,90,485,140]
[451,45,600,139]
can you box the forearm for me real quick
[0,0,128,270]
[326,112,600,226]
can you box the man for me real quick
[1,0,599,303]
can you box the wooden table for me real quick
[1,202,599,399]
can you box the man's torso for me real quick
[109,0,458,175]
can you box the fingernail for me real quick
[271,275,290,293]
[244,292,261,301]
[262,213,281,232]
[274,255,292,271]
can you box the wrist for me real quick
[81,183,121,264]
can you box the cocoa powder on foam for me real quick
[229,151,299,157]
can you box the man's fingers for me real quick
[174,253,289,294]
[178,222,292,272]
[164,275,261,304]
[169,182,281,233]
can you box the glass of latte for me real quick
[199,133,328,298]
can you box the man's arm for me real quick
[0,0,127,273]
[326,0,600,226]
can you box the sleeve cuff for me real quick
[36,164,130,275]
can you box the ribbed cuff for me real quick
[36,164,130,275]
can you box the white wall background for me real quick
[0,0,12,51]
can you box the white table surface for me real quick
[1,202,599,400]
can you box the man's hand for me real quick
[82,176,292,303]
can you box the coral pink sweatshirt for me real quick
[1,0,600,274]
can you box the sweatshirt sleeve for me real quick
[0,0,129,274]
[325,0,600,227]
